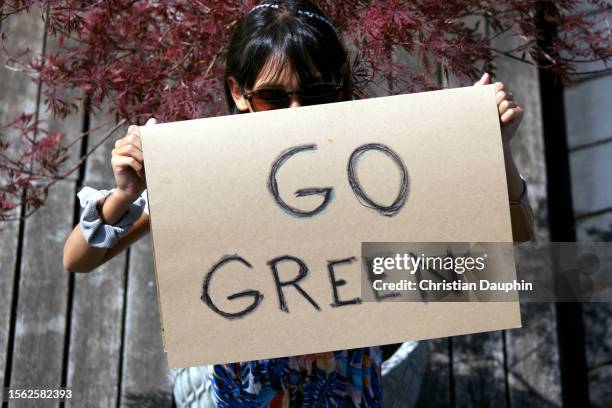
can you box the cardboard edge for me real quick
[167,311,523,368]
[141,129,168,354]
[485,84,517,244]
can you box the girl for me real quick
[63,1,535,406]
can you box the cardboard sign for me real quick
[141,84,521,368]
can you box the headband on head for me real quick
[249,3,339,35]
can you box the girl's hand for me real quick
[111,118,157,202]
[474,72,524,145]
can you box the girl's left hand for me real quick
[474,72,524,145]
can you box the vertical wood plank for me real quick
[7,13,85,408]
[452,332,507,408]
[120,234,172,406]
[505,303,562,407]
[11,181,73,408]
[583,302,612,408]
[565,75,612,149]
[0,223,18,391]
[0,7,41,389]
[570,142,612,217]
[65,114,128,407]
[415,339,452,408]
[492,28,561,408]
[0,10,69,408]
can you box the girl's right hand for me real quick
[111,118,157,202]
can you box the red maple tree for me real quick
[0,0,610,220]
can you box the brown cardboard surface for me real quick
[140,84,521,368]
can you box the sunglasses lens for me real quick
[250,89,290,111]
[302,83,342,105]
[247,83,343,111]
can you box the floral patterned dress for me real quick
[210,346,382,407]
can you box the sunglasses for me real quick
[244,82,343,112]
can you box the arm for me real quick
[504,145,536,242]
[475,73,536,243]
[63,119,155,273]
[63,191,151,273]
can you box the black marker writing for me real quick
[328,257,362,307]
[201,254,264,319]
[268,255,321,313]
[268,144,333,217]
[347,143,409,217]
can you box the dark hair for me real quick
[223,0,352,113]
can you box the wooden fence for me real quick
[0,6,610,408]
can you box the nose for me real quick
[288,94,302,108]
